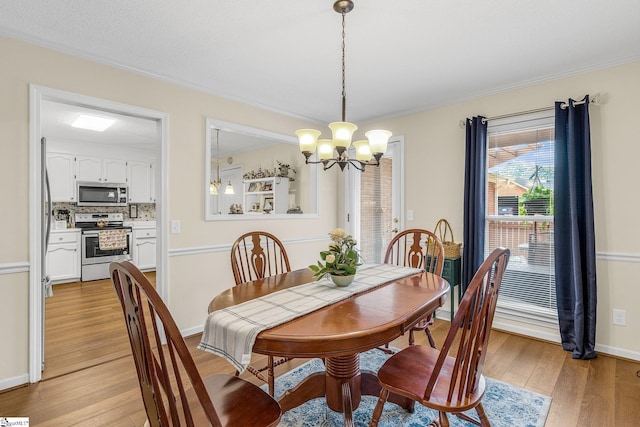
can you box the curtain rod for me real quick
[459,93,600,127]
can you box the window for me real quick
[486,112,557,323]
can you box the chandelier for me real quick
[295,0,391,172]
[210,129,234,195]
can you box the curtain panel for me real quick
[554,96,598,360]
[462,116,487,294]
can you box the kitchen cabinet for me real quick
[47,229,81,283]
[243,177,289,214]
[128,160,155,203]
[132,227,156,271]
[76,155,127,183]
[47,152,76,202]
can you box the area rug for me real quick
[266,348,551,427]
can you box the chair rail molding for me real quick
[168,235,326,257]
[0,262,30,275]
[596,251,640,263]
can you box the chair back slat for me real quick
[384,229,445,275]
[110,261,222,427]
[231,231,291,285]
[423,247,510,403]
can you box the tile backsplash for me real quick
[52,202,156,226]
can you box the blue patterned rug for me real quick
[266,348,551,427]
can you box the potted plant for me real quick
[309,229,361,287]
[276,160,296,181]
[520,186,553,215]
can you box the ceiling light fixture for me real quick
[210,129,234,195]
[295,0,391,172]
[71,114,115,132]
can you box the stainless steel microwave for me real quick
[77,181,128,207]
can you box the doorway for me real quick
[29,85,168,382]
[346,138,404,263]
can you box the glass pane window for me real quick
[486,112,557,321]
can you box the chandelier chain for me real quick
[341,9,347,122]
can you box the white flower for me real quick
[326,254,336,263]
[329,228,347,241]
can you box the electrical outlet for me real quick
[612,309,626,326]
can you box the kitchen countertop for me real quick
[124,221,156,229]
[50,228,80,233]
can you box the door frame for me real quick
[28,85,169,382]
[345,136,405,249]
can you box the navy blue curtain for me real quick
[554,96,597,360]
[462,116,487,295]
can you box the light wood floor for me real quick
[1,280,639,426]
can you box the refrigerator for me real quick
[40,137,52,371]
[41,136,53,299]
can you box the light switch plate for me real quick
[170,220,181,234]
[613,309,626,326]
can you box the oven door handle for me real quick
[82,229,131,236]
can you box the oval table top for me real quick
[208,268,450,359]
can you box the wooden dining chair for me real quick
[384,228,445,347]
[231,231,291,285]
[369,247,510,427]
[110,260,281,427]
[230,231,292,396]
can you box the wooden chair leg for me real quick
[425,326,437,348]
[408,328,416,345]
[438,411,450,427]
[267,356,275,396]
[368,388,389,427]
[475,402,491,426]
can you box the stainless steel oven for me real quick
[76,213,132,281]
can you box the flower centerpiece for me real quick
[309,228,361,287]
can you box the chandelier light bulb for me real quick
[296,129,321,154]
[224,181,235,195]
[328,121,358,149]
[317,139,335,160]
[365,129,392,155]
[353,140,372,161]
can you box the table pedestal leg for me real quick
[278,352,415,426]
[325,355,361,413]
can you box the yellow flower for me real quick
[326,254,336,263]
[329,228,347,241]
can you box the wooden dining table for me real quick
[207,267,449,426]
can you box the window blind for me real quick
[486,113,557,320]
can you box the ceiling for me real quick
[3,0,640,145]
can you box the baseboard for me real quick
[181,325,204,338]
[491,320,562,343]
[594,343,640,361]
[0,373,29,392]
[471,317,640,362]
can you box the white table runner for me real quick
[198,264,423,372]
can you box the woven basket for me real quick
[434,219,462,258]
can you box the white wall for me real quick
[0,35,336,388]
[1,33,639,390]
[365,61,640,360]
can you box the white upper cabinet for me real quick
[47,152,76,202]
[128,160,155,203]
[103,158,128,183]
[76,156,127,183]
